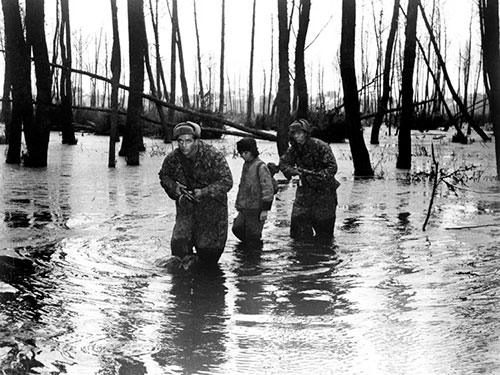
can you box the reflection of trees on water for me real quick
[153,267,228,373]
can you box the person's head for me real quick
[173,121,202,156]
[288,119,311,145]
[236,137,259,162]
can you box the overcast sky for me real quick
[42,0,480,99]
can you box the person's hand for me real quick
[193,188,203,201]
[259,210,268,222]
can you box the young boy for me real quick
[232,137,275,244]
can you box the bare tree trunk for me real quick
[168,0,177,124]
[60,0,77,145]
[480,0,500,178]
[218,0,225,113]
[267,14,274,116]
[396,0,418,169]
[144,32,168,143]
[50,0,60,103]
[371,0,399,144]
[1,35,12,139]
[2,0,35,164]
[294,0,310,119]
[276,0,291,156]
[108,0,121,168]
[26,0,52,167]
[193,0,205,110]
[246,0,256,125]
[120,0,146,165]
[340,0,374,176]
[172,3,190,107]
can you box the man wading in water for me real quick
[159,121,233,269]
[279,119,340,241]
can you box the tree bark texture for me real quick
[276,0,291,156]
[294,0,311,119]
[218,0,225,113]
[397,0,418,169]
[108,0,121,168]
[122,0,146,165]
[60,0,77,145]
[340,0,374,176]
[246,0,256,125]
[480,0,500,178]
[26,0,52,167]
[1,0,35,164]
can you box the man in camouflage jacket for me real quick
[159,122,233,265]
[279,119,340,240]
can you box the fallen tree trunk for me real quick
[50,62,277,142]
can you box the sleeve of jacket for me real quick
[199,149,233,198]
[158,154,181,201]
[317,141,338,180]
[258,163,275,211]
[305,141,339,187]
[279,147,297,180]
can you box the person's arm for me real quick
[196,150,233,199]
[258,162,274,213]
[279,147,300,180]
[159,154,182,201]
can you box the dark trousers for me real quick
[232,210,264,243]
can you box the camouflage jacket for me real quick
[279,136,340,192]
[159,141,233,203]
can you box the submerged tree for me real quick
[25,0,52,167]
[120,0,146,165]
[397,0,418,169]
[1,0,35,164]
[294,0,311,119]
[339,0,374,176]
[108,0,121,168]
[480,0,500,178]
[370,0,399,144]
[275,0,291,156]
[59,0,77,145]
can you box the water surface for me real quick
[0,131,499,374]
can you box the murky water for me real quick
[0,130,499,375]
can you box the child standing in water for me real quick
[232,137,275,244]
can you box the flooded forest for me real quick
[1,0,500,374]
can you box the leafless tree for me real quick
[60,0,77,145]
[275,0,291,156]
[26,0,52,166]
[397,0,418,169]
[219,0,225,113]
[479,0,500,178]
[246,0,256,125]
[120,0,146,165]
[1,0,35,164]
[108,0,121,167]
[294,0,310,119]
[340,0,374,176]
[371,0,400,144]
